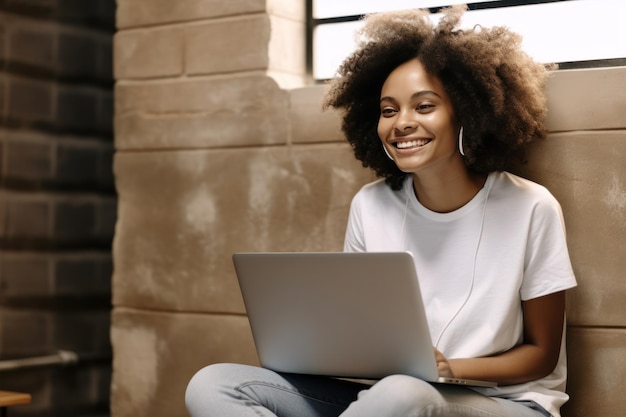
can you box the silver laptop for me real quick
[233,251,496,387]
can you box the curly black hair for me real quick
[323,5,552,190]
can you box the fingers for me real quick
[433,347,454,377]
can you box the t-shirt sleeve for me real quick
[521,190,577,300]
[343,193,366,253]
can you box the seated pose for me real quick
[185,5,576,417]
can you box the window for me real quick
[309,0,626,80]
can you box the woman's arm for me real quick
[437,290,566,386]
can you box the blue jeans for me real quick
[185,363,552,417]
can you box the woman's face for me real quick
[378,59,460,176]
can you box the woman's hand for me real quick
[445,291,566,386]
[434,348,454,378]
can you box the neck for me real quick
[411,170,488,213]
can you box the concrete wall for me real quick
[112,1,626,416]
[513,67,626,417]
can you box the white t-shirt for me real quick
[344,171,577,417]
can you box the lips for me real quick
[394,139,431,149]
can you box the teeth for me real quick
[396,139,429,149]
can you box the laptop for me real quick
[232,251,497,388]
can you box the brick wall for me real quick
[0,1,115,416]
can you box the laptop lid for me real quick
[233,251,450,381]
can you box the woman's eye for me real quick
[417,104,434,112]
[381,107,397,116]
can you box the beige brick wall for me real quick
[112,2,626,417]
[112,2,370,416]
[115,0,306,87]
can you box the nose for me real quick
[394,111,417,133]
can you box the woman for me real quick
[186,5,576,417]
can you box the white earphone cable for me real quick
[399,181,411,249]
[433,176,493,348]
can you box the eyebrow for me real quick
[380,90,442,103]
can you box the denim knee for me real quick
[361,375,440,413]
[185,363,235,414]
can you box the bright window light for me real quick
[313,0,626,80]
[313,0,494,19]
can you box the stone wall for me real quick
[0,1,115,416]
[111,1,372,416]
[112,1,626,417]
[513,67,626,417]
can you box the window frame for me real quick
[307,0,626,81]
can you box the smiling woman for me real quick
[322,5,575,415]
[185,5,577,417]
[311,0,626,80]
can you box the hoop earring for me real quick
[458,126,465,156]
[382,144,394,161]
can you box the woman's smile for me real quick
[393,138,432,149]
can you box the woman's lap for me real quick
[185,363,366,417]
[185,363,549,417]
